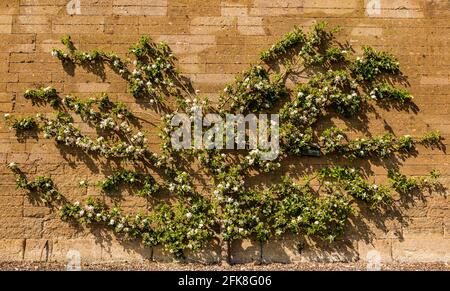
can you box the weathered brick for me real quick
[402,217,445,238]
[0,239,24,261]
[186,239,222,264]
[261,234,302,263]
[23,206,51,218]
[101,238,152,262]
[23,239,51,261]
[0,1,19,15]
[303,0,358,15]
[351,25,383,37]
[221,5,248,17]
[230,239,261,264]
[0,15,13,33]
[420,76,449,85]
[112,0,168,16]
[365,0,424,19]
[250,0,304,16]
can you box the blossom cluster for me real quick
[4,114,39,131]
[8,163,61,204]
[40,113,147,160]
[98,169,160,197]
[127,36,178,102]
[60,196,216,259]
[220,65,287,113]
[24,87,60,108]
[62,94,134,135]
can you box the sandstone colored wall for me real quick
[0,0,449,265]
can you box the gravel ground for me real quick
[0,261,448,271]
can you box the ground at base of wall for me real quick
[0,261,448,271]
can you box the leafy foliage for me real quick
[24,87,60,108]
[220,66,287,113]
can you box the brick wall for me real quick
[0,0,449,264]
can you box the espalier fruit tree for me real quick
[5,22,443,260]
